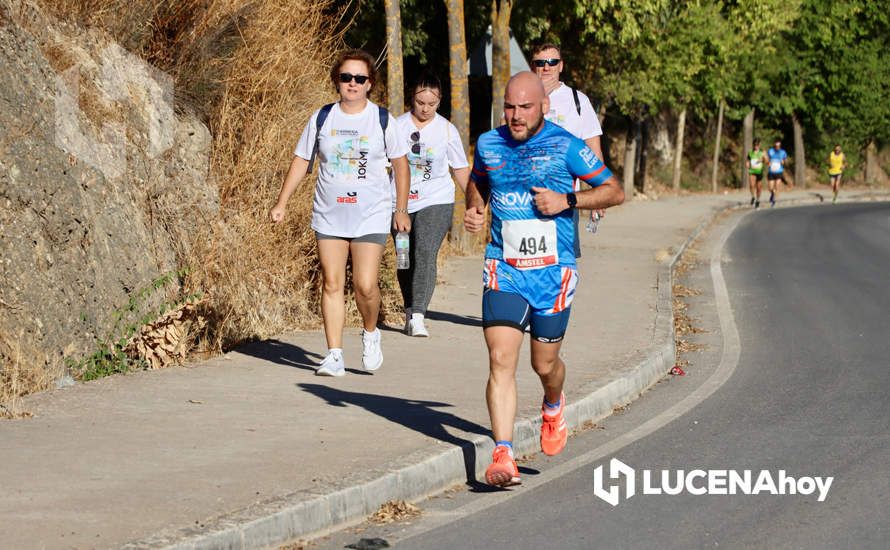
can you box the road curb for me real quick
[127,192,888,549]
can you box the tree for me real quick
[384,0,405,115]
[785,0,890,178]
[490,0,513,127]
[570,0,670,194]
[720,0,798,186]
[652,2,728,190]
[445,0,470,148]
[672,108,686,190]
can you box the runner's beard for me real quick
[509,113,544,142]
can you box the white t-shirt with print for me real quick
[392,112,469,213]
[545,83,602,140]
[294,101,408,237]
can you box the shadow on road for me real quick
[425,309,483,328]
[377,310,482,332]
[236,339,324,373]
[298,383,490,484]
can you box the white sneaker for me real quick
[362,329,383,371]
[316,351,345,377]
[408,314,429,337]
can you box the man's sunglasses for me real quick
[532,58,560,67]
[339,73,369,84]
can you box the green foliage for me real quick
[339,0,888,175]
[66,270,200,382]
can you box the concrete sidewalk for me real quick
[2,189,882,549]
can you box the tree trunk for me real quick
[445,0,470,247]
[637,119,648,194]
[793,113,805,188]
[490,0,512,128]
[711,99,725,192]
[624,121,637,198]
[445,0,469,149]
[864,139,877,183]
[672,107,686,190]
[742,109,754,186]
[384,0,404,116]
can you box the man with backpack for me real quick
[530,43,605,256]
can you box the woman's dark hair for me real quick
[753,138,760,146]
[412,70,442,96]
[330,49,377,90]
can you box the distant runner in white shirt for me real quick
[531,42,606,256]
[391,71,470,337]
[270,49,410,377]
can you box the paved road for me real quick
[319,202,890,549]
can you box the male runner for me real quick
[531,42,604,253]
[746,139,768,209]
[827,144,846,204]
[464,72,624,487]
[767,139,789,207]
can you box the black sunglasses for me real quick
[410,131,421,155]
[532,58,560,67]
[339,72,369,84]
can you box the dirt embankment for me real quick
[1,0,217,406]
[1,0,370,413]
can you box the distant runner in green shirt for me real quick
[746,139,768,209]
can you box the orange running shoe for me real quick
[540,392,568,456]
[484,446,521,487]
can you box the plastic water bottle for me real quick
[586,211,601,234]
[395,231,410,270]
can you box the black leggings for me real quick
[392,203,453,316]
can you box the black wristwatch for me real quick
[565,192,578,209]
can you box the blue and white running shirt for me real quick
[768,147,788,174]
[471,121,613,269]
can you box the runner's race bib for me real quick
[750,157,762,169]
[770,159,782,172]
[502,219,558,270]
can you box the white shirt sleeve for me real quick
[385,113,409,159]
[578,93,603,140]
[293,109,320,160]
[445,121,469,169]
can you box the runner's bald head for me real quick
[506,71,546,102]
[503,71,549,141]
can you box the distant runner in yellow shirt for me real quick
[827,144,846,204]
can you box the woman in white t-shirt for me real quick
[270,49,410,377]
[392,72,470,337]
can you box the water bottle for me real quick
[586,211,601,234]
[395,231,410,270]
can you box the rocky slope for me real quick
[0,0,218,389]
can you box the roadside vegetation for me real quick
[2,0,887,407]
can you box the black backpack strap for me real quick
[307,103,335,173]
[572,87,581,116]
[378,105,390,153]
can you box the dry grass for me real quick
[369,500,421,524]
[0,335,62,419]
[185,0,374,349]
[28,0,400,352]
[3,0,474,408]
[671,241,707,375]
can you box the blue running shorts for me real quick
[481,259,578,343]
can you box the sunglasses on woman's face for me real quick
[339,73,369,84]
[410,131,421,155]
[532,58,560,67]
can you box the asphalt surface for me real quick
[317,202,890,550]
